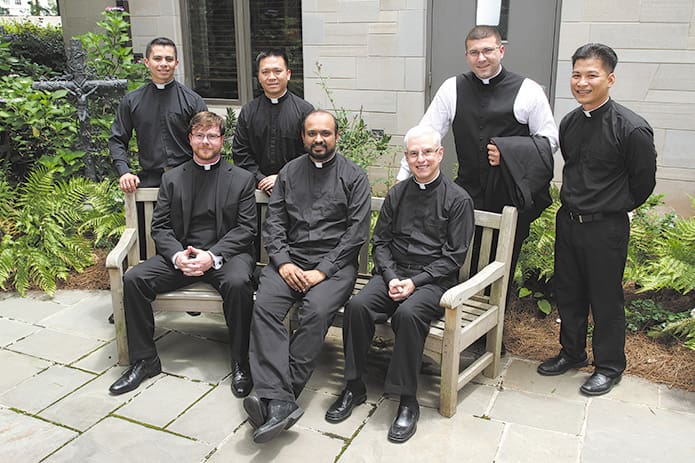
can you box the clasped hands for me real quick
[175,245,213,277]
[388,278,415,302]
[279,263,325,293]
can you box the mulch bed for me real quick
[38,251,695,392]
[505,291,695,392]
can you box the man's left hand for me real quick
[487,143,501,166]
[179,245,213,276]
[303,269,326,290]
[388,278,415,301]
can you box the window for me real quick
[182,0,304,104]
[476,0,510,40]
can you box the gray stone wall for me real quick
[554,1,695,216]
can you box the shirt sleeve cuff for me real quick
[208,251,223,270]
[410,272,431,287]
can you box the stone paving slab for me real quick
[38,367,163,431]
[116,374,213,428]
[583,397,695,463]
[0,407,78,462]
[167,378,247,444]
[0,364,95,414]
[7,328,105,365]
[0,294,67,323]
[0,316,41,347]
[155,331,231,384]
[42,416,213,463]
[155,311,230,344]
[297,388,377,439]
[489,388,586,435]
[207,421,346,463]
[41,293,115,341]
[659,384,695,413]
[71,341,119,374]
[502,358,592,398]
[496,423,580,463]
[340,399,504,463]
[0,349,51,394]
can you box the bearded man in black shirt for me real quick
[537,44,657,396]
[325,125,474,443]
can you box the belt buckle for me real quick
[577,214,584,224]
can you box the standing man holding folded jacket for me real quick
[537,43,657,396]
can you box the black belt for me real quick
[567,210,614,224]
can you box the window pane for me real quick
[249,0,304,98]
[187,0,238,99]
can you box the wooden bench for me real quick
[106,187,517,417]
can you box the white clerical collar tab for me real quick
[194,158,220,170]
[313,161,323,168]
[154,79,174,90]
[583,110,592,118]
[269,90,288,104]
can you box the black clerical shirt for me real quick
[232,91,314,183]
[263,153,371,278]
[559,98,657,213]
[373,174,474,288]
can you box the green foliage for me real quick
[517,287,552,315]
[0,20,66,77]
[629,197,695,294]
[77,9,147,89]
[79,179,126,247]
[650,313,695,350]
[222,106,238,162]
[314,62,393,170]
[0,168,96,296]
[0,76,78,183]
[624,299,690,333]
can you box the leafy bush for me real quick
[0,76,78,183]
[651,313,695,350]
[0,20,66,77]
[624,299,690,333]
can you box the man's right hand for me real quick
[119,173,141,193]
[278,262,309,293]
[257,175,278,194]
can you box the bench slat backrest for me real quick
[126,188,506,285]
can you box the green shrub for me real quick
[624,299,689,333]
[1,20,66,77]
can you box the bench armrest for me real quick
[440,261,506,310]
[105,228,138,269]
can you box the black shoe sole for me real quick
[325,393,367,423]
[253,407,304,444]
[537,359,589,376]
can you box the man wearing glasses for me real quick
[326,125,474,443]
[108,112,257,397]
[396,25,558,288]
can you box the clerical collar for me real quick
[582,97,611,118]
[153,79,175,90]
[266,90,288,104]
[477,66,504,85]
[193,157,221,171]
[309,153,337,169]
[412,172,442,190]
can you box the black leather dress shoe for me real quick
[253,399,304,444]
[109,357,161,395]
[243,395,266,429]
[388,402,419,443]
[325,388,367,423]
[537,354,589,376]
[580,372,621,396]
[231,361,253,398]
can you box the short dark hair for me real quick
[465,26,502,47]
[571,43,618,73]
[189,111,225,136]
[255,49,290,71]
[302,109,338,134]
[146,37,177,59]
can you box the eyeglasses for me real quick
[466,46,500,58]
[191,133,221,142]
[405,147,440,159]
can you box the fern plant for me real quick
[635,197,695,294]
[0,168,97,295]
[80,179,125,246]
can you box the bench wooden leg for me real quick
[439,309,460,418]
[111,289,129,366]
[483,319,503,378]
